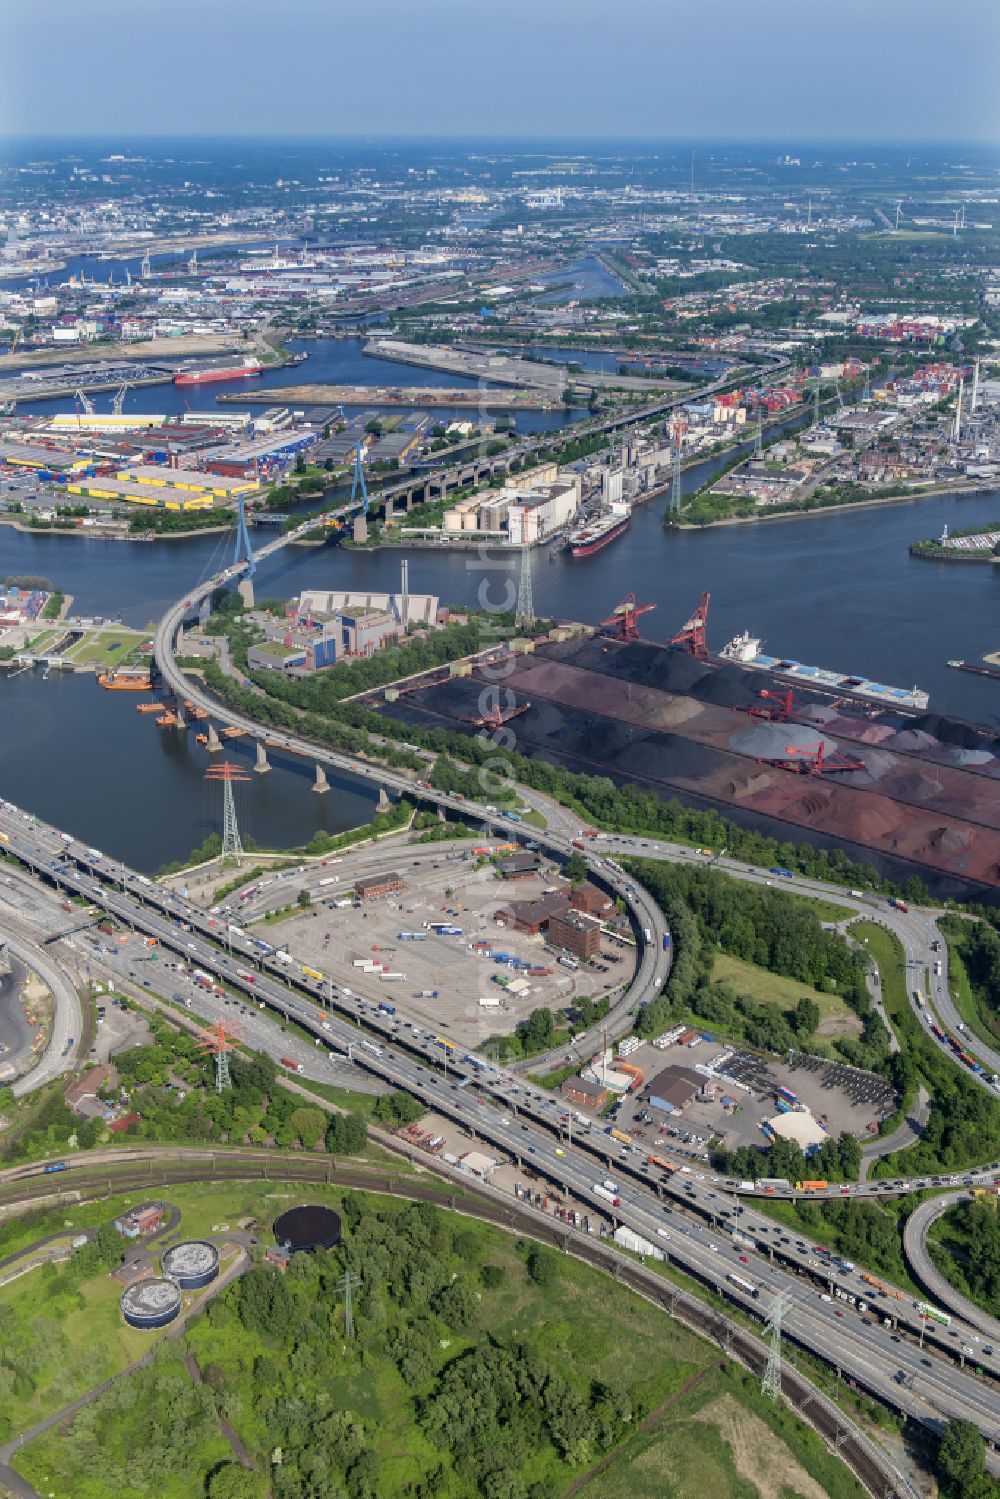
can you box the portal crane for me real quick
[599,592,656,644]
[669,592,710,659]
[74,388,95,416]
[112,383,129,416]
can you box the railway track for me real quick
[0,1150,918,1499]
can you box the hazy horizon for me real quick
[5,0,999,143]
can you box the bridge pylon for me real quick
[234,494,256,606]
[350,442,370,543]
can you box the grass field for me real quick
[711,952,861,1037]
[12,1183,869,1499]
[63,629,147,667]
[577,1373,856,1499]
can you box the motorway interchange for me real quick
[1,526,999,1459]
[4,804,1000,1460]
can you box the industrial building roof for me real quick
[117,464,256,493]
[646,1065,704,1110]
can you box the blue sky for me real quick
[5,0,999,141]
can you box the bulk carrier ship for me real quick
[567,505,630,558]
[173,357,264,386]
[717,628,929,710]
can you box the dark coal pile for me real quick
[910,714,990,750]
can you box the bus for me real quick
[302,966,323,982]
[916,1301,952,1327]
[728,1272,759,1299]
[795,1180,829,1192]
[434,1036,457,1052]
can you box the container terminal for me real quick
[371,591,1000,902]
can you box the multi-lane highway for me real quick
[151,535,1000,1111]
[5,806,1000,1452]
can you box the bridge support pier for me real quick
[206,724,222,753]
[254,742,271,774]
[377,786,391,813]
[352,515,369,545]
[314,764,330,794]
[238,577,255,609]
[383,497,394,524]
[174,705,186,730]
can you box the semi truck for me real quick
[593,1183,620,1207]
[280,1057,305,1074]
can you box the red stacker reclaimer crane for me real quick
[669,592,710,659]
[461,697,532,731]
[783,741,865,776]
[734,687,797,722]
[599,592,656,643]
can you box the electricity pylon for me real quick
[338,1269,360,1339]
[205,760,250,867]
[195,1018,242,1094]
[762,1290,792,1401]
[515,545,534,630]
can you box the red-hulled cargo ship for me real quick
[174,358,264,386]
[569,510,630,558]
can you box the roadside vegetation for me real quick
[927,1195,1000,1318]
[14,1189,867,1499]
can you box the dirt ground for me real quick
[693,1394,829,1499]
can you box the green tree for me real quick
[794,996,821,1038]
[326,1112,368,1154]
[289,1107,326,1149]
[372,1091,424,1128]
[207,1463,268,1499]
[526,1244,557,1287]
[938,1419,987,1497]
[565,851,588,885]
[297,888,312,909]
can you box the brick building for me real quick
[496,891,570,935]
[570,882,613,919]
[560,1075,608,1110]
[355,871,406,901]
[548,909,601,960]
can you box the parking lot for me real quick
[598,1034,897,1161]
[260,854,634,1048]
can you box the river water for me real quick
[2,382,998,868]
[9,336,575,436]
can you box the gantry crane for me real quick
[599,592,656,644]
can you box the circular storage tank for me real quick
[120,1278,182,1330]
[162,1239,220,1291]
[273,1203,342,1254]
